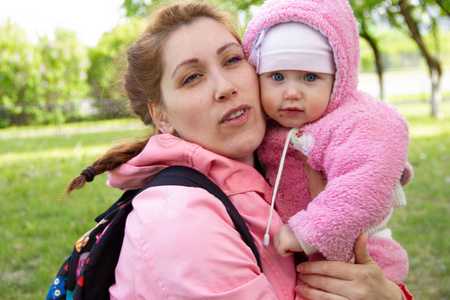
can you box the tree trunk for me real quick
[431,68,443,119]
[360,27,385,101]
[398,0,443,117]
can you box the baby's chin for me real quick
[274,118,306,129]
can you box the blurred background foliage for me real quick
[0,0,449,128]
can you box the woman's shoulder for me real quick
[119,185,268,297]
[131,184,231,227]
[127,185,240,269]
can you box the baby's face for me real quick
[259,70,334,128]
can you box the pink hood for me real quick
[107,134,271,199]
[243,0,360,117]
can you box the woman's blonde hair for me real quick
[64,1,240,196]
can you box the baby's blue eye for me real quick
[305,74,317,82]
[271,73,284,81]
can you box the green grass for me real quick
[388,91,450,104]
[390,102,450,299]
[0,104,449,299]
[0,119,147,299]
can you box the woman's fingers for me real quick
[297,232,373,280]
[296,274,349,300]
[297,259,357,281]
[298,270,383,300]
[353,232,372,265]
[296,286,348,300]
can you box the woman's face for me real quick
[157,18,266,166]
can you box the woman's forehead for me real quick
[162,18,240,72]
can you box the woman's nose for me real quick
[214,73,237,101]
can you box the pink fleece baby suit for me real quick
[243,0,410,285]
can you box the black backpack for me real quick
[46,166,262,300]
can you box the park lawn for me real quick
[0,102,449,299]
[0,120,147,299]
[391,102,450,298]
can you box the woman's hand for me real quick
[295,233,403,300]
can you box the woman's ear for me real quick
[148,102,175,134]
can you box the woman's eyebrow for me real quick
[171,42,241,78]
[172,58,199,78]
[217,42,241,55]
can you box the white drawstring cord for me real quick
[264,128,297,246]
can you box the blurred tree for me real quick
[88,18,145,101]
[87,18,146,119]
[0,21,44,127]
[121,0,158,17]
[435,0,449,16]
[225,0,264,29]
[351,0,387,101]
[121,0,143,17]
[38,29,90,124]
[120,0,263,27]
[381,0,444,118]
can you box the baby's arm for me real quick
[274,157,326,258]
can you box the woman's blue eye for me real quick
[305,74,317,82]
[272,73,284,81]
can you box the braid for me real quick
[63,138,149,197]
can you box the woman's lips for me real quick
[221,106,250,125]
[226,109,245,121]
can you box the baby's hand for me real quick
[273,224,304,257]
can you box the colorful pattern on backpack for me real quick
[46,190,138,300]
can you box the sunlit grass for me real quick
[391,101,450,298]
[388,91,450,104]
[0,145,107,164]
[0,118,144,139]
[397,101,450,138]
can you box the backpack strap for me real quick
[142,166,262,271]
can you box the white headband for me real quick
[248,22,336,75]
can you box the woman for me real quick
[65,1,411,299]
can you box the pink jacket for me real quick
[243,0,409,281]
[107,134,296,299]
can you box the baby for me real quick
[243,0,411,286]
